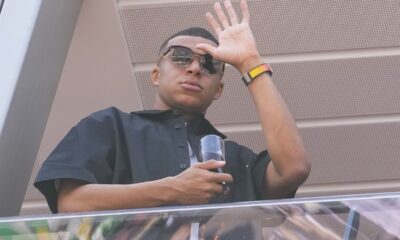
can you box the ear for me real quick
[213,81,224,100]
[151,66,160,86]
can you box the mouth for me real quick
[180,80,203,92]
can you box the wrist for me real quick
[242,63,273,86]
[160,176,178,203]
[140,177,176,205]
[237,55,264,75]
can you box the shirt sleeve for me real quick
[251,150,297,199]
[34,110,117,213]
[235,145,270,200]
[227,142,296,201]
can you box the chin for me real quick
[174,97,211,113]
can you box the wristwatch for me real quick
[241,63,273,86]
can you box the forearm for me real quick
[239,58,310,195]
[248,67,307,173]
[58,178,175,212]
[58,161,232,212]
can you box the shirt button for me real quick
[180,163,188,169]
[174,123,182,129]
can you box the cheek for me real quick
[159,64,182,82]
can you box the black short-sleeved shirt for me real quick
[34,107,271,213]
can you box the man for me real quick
[35,0,309,214]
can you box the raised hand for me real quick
[170,160,233,205]
[196,0,262,74]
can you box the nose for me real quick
[185,56,202,75]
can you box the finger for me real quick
[194,160,226,170]
[212,183,224,194]
[240,0,250,23]
[217,173,233,183]
[206,12,222,36]
[196,43,218,58]
[224,0,239,25]
[210,172,233,183]
[214,2,230,29]
[203,182,223,195]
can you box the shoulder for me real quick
[72,107,131,136]
[85,107,129,122]
[225,140,270,161]
[77,107,131,128]
[225,140,254,154]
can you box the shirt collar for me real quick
[131,109,172,116]
[130,109,226,139]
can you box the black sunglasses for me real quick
[161,45,224,75]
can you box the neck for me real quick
[153,105,205,120]
[152,95,207,119]
[182,111,204,121]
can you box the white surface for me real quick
[0,0,41,136]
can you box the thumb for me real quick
[194,160,225,170]
[196,43,218,57]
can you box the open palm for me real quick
[196,0,261,72]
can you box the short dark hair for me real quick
[159,27,218,54]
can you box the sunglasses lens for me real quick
[170,46,223,74]
[202,54,217,74]
[171,47,193,65]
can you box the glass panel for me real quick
[1,192,400,239]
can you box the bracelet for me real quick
[241,63,272,86]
